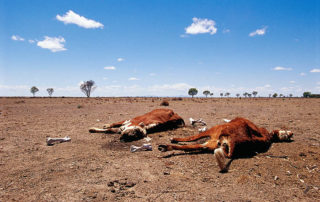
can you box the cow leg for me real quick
[158,142,213,152]
[89,127,120,134]
[103,121,125,129]
[170,132,210,143]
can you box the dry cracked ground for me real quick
[0,97,319,201]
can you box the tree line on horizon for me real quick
[29,80,318,98]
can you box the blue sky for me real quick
[1,0,319,97]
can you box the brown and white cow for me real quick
[158,117,293,172]
[89,108,185,141]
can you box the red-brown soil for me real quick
[0,97,319,201]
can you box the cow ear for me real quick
[139,122,145,128]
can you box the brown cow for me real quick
[158,117,293,172]
[89,108,185,141]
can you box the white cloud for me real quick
[11,35,24,41]
[300,72,306,76]
[128,77,139,81]
[148,83,192,92]
[316,82,320,85]
[310,68,320,73]
[28,39,35,43]
[272,66,292,71]
[104,66,116,70]
[249,26,267,37]
[56,10,104,29]
[117,58,124,62]
[289,81,296,84]
[37,36,66,52]
[185,17,217,35]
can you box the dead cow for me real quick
[158,117,293,172]
[89,108,185,141]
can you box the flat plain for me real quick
[0,97,319,201]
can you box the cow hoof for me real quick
[158,145,168,152]
[170,138,178,143]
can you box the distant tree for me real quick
[252,91,258,97]
[236,93,240,98]
[248,93,252,98]
[289,94,293,97]
[47,88,54,97]
[303,92,311,98]
[188,88,198,98]
[225,92,230,97]
[220,93,223,98]
[273,93,278,98]
[210,93,214,97]
[203,90,211,98]
[243,92,248,98]
[80,80,97,98]
[30,86,39,97]
[279,94,283,97]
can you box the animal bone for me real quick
[189,118,207,126]
[130,143,152,152]
[198,127,207,132]
[46,136,71,146]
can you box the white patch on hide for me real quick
[120,119,147,136]
[145,123,158,130]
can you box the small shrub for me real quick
[160,100,169,106]
[77,105,83,109]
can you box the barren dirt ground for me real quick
[0,97,319,201]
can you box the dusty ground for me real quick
[0,97,319,201]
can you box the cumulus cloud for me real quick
[56,10,104,29]
[37,36,66,52]
[300,72,306,76]
[185,17,217,35]
[249,26,267,37]
[272,66,292,71]
[128,77,139,81]
[104,66,116,70]
[11,35,24,41]
[117,58,124,62]
[310,68,320,73]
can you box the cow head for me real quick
[119,121,147,142]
